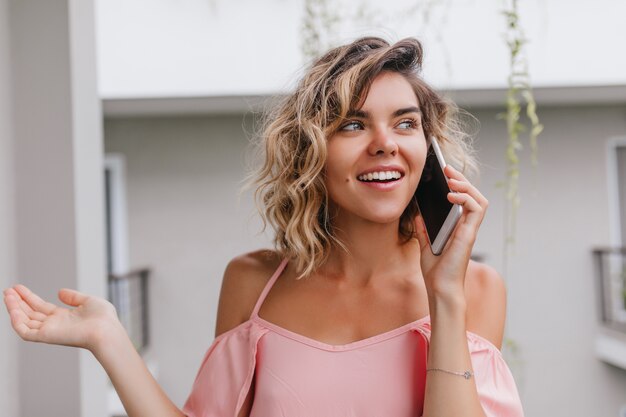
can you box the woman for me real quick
[3,37,524,417]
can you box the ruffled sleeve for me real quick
[413,322,525,417]
[182,321,269,417]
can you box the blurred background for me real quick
[1,0,626,416]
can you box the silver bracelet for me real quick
[426,368,474,379]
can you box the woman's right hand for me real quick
[3,285,120,352]
[5,286,187,417]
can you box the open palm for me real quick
[3,284,118,351]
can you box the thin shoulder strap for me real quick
[251,257,289,319]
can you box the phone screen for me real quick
[415,144,453,244]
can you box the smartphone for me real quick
[414,136,463,255]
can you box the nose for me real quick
[367,126,398,156]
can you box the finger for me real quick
[3,292,19,316]
[4,287,32,313]
[58,288,88,307]
[13,319,41,342]
[5,295,40,342]
[446,193,486,247]
[4,294,29,320]
[447,192,482,215]
[447,193,484,231]
[413,213,431,255]
[14,316,44,330]
[14,285,56,315]
[4,289,47,322]
[17,297,47,321]
[25,319,43,330]
[446,177,488,208]
[4,286,19,299]
[444,164,466,180]
[444,165,488,210]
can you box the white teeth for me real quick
[358,170,402,182]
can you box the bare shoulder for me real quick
[465,260,507,350]
[214,249,283,338]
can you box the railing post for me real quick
[593,247,626,334]
[108,267,151,352]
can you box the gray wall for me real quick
[104,115,273,406]
[104,105,626,415]
[470,105,626,416]
[0,0,18,415]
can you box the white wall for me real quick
[0,0,18,415]
[95,0,626,99]
[104,102,626,416]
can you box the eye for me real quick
[340,121,364,131]
[397,118,420,130]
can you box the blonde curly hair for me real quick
[246,37,479,279]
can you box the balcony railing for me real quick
[592,247,626,334]
[108,267,151,352]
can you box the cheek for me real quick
[324,158,356,206]
[325,145,355,183]
[404,138,427,164]
[404,142,428,189]
[325,157,342,182]
[326,169,353,194]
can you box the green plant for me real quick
[301,0,340,61]
[301,0,450,65]
[497,0,544,258]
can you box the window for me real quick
[104,154,129,275]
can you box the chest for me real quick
[256,271,431,346]
[249,328,428,417]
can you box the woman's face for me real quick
[325,71,427,225]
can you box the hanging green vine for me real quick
[493,1,541,386]
[498,0,544,253]
[301,0,448,64]
[301,0,340,61]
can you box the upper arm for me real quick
[214,249,280,339]
[215,250,279,417]
[466,261,507,350]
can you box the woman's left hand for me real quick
[413,164,488,299]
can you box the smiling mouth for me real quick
[357,171,403,182]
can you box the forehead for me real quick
[359,72,419,110]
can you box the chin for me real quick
[330,198,410,226]
[360,210,404,225]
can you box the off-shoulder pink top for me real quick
[182,258,524,417]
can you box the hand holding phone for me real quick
[414,136,463,255]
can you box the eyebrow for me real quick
[346,106,421,119]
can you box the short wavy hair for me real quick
[246,37,479,279]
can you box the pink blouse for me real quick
[182,259,524,417]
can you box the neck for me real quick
[320,215,421,288]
